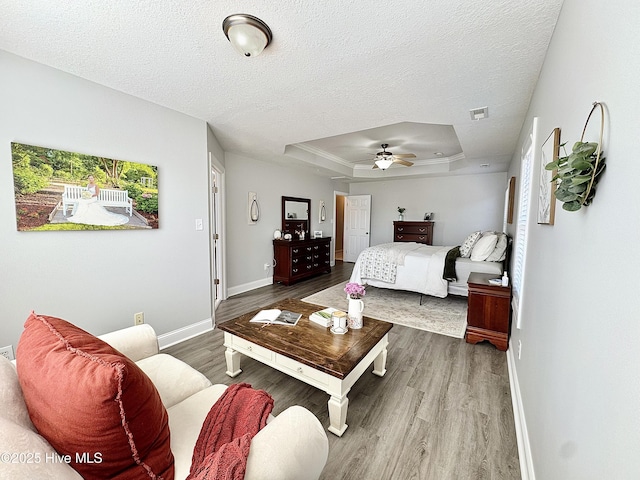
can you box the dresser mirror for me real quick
[282,196,310,238]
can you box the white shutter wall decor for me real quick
[512,117,538,329]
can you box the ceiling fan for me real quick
[372,144,416,170]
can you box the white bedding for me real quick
[349,242,503,297]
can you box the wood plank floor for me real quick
[164,261,521,480]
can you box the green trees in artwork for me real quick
[11,142,159,215]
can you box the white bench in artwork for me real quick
[62,185,133,217]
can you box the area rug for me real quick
[301,281,468,338]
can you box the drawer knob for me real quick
[419,228,426,232]
[297,367,303,374]
[247,346,252,351]
[397,235,404,239]
[293,248,299,253]
[397,227,404,231]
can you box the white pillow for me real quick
[470,234,498,261]
[459,231,482,258]
[486,233,508,262]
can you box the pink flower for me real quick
[344,282,366,299]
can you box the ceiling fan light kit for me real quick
[372,143,415,170]
[222,14,272,57]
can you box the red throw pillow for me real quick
[16,312,174,480]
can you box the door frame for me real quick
[208,153,226,321]
[332,190,349,265]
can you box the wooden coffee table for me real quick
[217,298,392,436]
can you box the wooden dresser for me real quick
[393,221,434,245]
[465,272,512,351]
[273,237,331,285]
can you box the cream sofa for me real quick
[0,324,329,480]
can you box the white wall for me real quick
[224,153,337,293]
[349,172,507,246]
[0,51,213,347]
[507,1,640,478]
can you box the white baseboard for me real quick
[227,277,273,297]
[157,318,214,350]
[507,339,535,480]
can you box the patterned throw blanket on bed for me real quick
[359,242,423,283]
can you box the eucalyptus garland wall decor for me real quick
[545,102,606,211]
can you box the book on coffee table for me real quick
[250,309,301,326]
[309,307,340,327]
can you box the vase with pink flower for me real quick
[344,282,366,329]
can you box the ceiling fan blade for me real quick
[393,153,416,158]
[393,158,414,167]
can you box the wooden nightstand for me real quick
[465,272,512,351]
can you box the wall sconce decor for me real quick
[319,201,327,223]
[248,192,259,224]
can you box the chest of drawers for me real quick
[465,272,512,351]
[393,221,434,245]
[273,237,331,285]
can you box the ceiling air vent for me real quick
[469,106,489,121]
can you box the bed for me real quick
[349,231,509,298]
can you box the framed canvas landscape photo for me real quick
[12,142,159,231]
[538,128,560,225]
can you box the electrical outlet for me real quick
[0,345,15,361]
[264,263,270,271]
[518,340,522,360]
[134,312,144,325]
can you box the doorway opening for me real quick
[334,194,346,261]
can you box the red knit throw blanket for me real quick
[186,383,274,480]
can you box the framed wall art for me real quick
[538,128,560,225]
[506,176,516,224]
[12,142,159,231]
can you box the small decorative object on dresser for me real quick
[393,220,434,245]
[465,272,512,351]
[397,206,405,221]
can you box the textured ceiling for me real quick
[0,0,564,181]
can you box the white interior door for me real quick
[209,156,224,317]
[343,194,371,262]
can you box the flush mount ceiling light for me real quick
[222,14,272,57]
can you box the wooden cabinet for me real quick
[273,237,331,285]
[393,221,434,245]
[465,272,512,351]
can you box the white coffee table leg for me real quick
[372,345,388,377]
[327,394,349,436]
[225,347,242,377]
